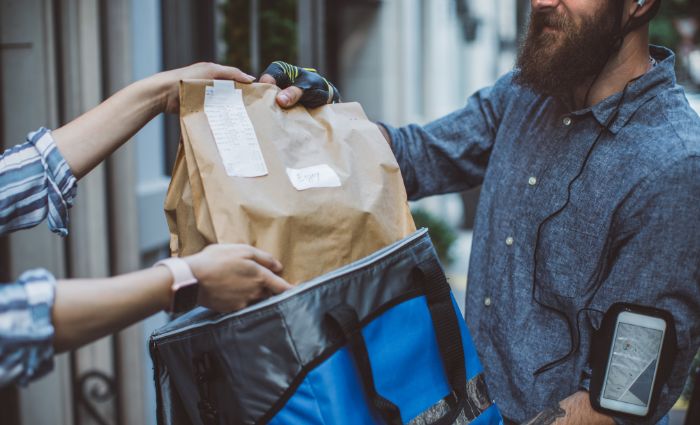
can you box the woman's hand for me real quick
[53,62,255,179]
[184,244,292,312]
[153,62,256,114]
[51,243,290,352]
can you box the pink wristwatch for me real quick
[155,257,199,313]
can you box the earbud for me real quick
[636,0,646,7]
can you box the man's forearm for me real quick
[52,267,172,352]
[51,76,166,179]
[522,392,614,425]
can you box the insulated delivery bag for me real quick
[150,230,504,425]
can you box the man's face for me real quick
[515,0,619,99]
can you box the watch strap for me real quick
[154,257,199,312]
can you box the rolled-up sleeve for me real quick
[0,269,56,387]
[379,72,514,200]
[0,127,77,237]
[593,156,700,425]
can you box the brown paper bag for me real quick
[165,80,415,284]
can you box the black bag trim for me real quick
[414,257,470,424]
[416,257,468,403]
[151,231,431,345]
[194,353,221,425]
[151,341,167,425]
[326,304,403,425]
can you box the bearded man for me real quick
[261,0,700,423]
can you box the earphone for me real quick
[637,0,646,7]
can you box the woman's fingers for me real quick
[259,268,293,294]
[206,63,256,83]
[244,245,284,273]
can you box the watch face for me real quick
[172,283,199,313]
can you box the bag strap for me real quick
[326,304,403,425]
[417,257,468,403]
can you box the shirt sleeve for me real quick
[0,127,77,237]
[0,269,56,387]
[379,72,514,200]
[589,156,700,425]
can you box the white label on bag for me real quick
[204,80,268,177]
[286,164,342,191]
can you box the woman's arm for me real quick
[52,62,255,179]
[1,244,290,386]
[0,63,255,237]
[52,244,291,352]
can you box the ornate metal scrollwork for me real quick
[76,370,116,425]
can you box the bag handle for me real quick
[415,257,498,424]
[415,257,496,423]
[325,275,485,425]
[416,257,468,404]
[326,304,403,425]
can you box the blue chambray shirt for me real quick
[383,46,700,424]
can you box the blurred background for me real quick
[0,0,698,424]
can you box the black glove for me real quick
[262,61,341,108]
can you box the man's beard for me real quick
[515,5,618,100]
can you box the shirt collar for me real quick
[567,45,676,134]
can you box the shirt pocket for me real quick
[535,212,610,298]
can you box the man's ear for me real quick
[626,0,661,29]
[629,0,658,19]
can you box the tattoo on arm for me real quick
[521,406,566,425]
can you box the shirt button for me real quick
[563,116,573,126]
[528,176,537,186]
[505,236,514,246]
[484,297,492,307]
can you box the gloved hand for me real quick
[259,61,340,108]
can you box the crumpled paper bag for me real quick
[165,80,415,284]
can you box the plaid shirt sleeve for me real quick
[0,127,77,237]
[0,269,56,387]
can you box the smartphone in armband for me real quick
[590,303,677,418]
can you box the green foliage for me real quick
[649,16,681,49]
[220,0,298,72]
[411,208,458,266]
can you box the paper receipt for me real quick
[204,80,268,177]
[286,164,342,191]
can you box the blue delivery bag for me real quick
[149,229,503,425]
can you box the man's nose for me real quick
[532,0,560,12]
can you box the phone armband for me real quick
[589,303,677,418]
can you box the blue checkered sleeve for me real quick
[0,269,56,387]
[0,127,77,237]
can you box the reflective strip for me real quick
[408,373,492,425]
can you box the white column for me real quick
[58,0,117,423]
